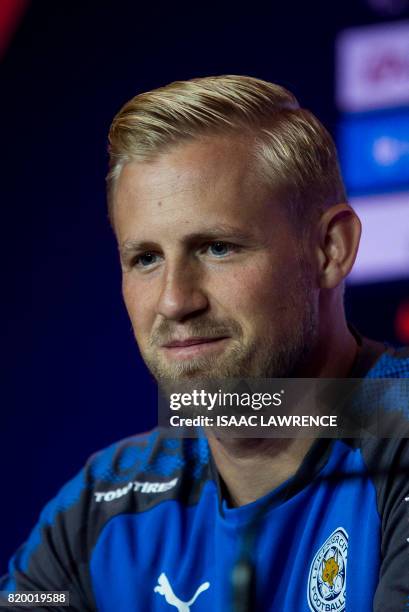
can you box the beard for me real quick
[139,264,319,385]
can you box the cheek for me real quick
[211,263,298,327]
[122,278,156,335]
[211,265,277,315]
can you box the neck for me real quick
[208,435,314,506]
[207,315,358,507]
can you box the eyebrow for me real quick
[119,224,257,255]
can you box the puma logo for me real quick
[154,572,210,611]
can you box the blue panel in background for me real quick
[338,110,409,196]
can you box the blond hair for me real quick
[106,75,347,229]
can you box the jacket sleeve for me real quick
[365,438,409,612]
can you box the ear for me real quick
[315,203,361,289]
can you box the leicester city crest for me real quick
[307,527,348,612]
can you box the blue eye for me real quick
[135,252,159,267]
[208,242,232,257]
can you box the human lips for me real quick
[161,336,230,358]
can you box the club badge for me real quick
[307,527,348,612]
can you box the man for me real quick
[1,75,408,611]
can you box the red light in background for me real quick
[0,0,29,61]
[395,299,409,343]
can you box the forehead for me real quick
[113,135,290,243]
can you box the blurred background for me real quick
[1,0,408,572]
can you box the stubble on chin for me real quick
[142,310,316,385]
[142,338,248,383]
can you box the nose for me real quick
[156,260,209,322]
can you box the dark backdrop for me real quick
[1,0,408,572]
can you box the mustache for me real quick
[149,318,243,346]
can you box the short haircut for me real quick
[106,75,347,230]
